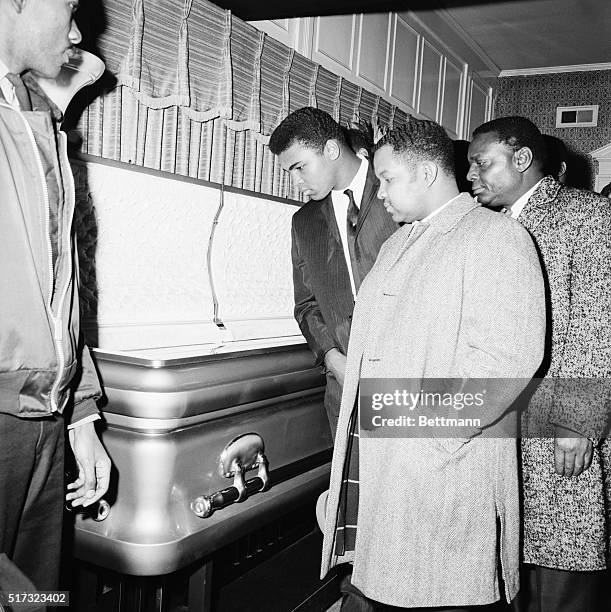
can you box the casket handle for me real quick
[65,498,110,521]
[191,433,270,518]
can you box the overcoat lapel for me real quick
[518,176,560,232]
[382,194,478,271]
[382,223,424,271]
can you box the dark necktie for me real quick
[5,73,32,111]
[344,188,362,293]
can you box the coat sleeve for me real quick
[449,216,546,439]
[67,233,102,425]
[69,338,102,425]
[292,219,337,365]
[549,202,611,438]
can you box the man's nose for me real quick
[377,184,386,200]
[466,164,477,182]
[69,20,83,45]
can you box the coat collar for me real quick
[421,192,480,234]
[516,175,561,233]
[22,72,64,123]
[382,193,478,270]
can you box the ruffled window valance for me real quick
[75,0,410,198]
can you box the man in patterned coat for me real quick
[468,116,611,612]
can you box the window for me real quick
[555,105,598,128]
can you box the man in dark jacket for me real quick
[0,0,111,593]
[269,107,396,437]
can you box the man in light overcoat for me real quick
[321,118,546,610]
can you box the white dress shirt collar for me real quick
[330,154,370,300]
[415,193,463,225]
[331,154,369,210]
[0,58,18,108]
[0,57,10,80]
[506,179,543,219]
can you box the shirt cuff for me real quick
[67,414,101,430]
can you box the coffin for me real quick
[68,156,333,595]
[73,343,331,577]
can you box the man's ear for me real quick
[512,146,534,173]
[323,139,340,162]
[421,160,439,187]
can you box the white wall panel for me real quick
[356,13,392,92]
[389,16,419,109]
[312,15,356,73]
[249,11,497,132]
[468,81,489,136]
[249,18,313,57]
[248,19,293,48]
[419,40,442,120]
[441,59,463,137]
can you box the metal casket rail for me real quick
[74,344,331,576]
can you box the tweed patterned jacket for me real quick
[518,176,611,571]
[321,195,546,607]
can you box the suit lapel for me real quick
[518,176,560,232]
[354,161,380,237]
[318,192,342,250]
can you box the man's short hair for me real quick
[473,116,547,164]
[374,117,455,176]
[269,107,347,155]
[542,135,568,179]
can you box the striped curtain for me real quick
[71,0,411,200]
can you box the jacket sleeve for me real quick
[461,217,546,379]
[292,220,337,365]
[445,217,546,443]
[69,340,102,425]
[549,202,611,438]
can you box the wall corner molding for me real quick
[591,142,611,159]
[500,62,611,77]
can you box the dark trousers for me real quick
[340,575,510,612]
[518,564,608,612]
[0,412,64,591]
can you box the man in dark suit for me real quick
[269,107,396,437]
[468,116,611,612]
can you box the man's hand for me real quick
[324,348,347,387]
[66,421,111,507]
[554,425,593,478]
